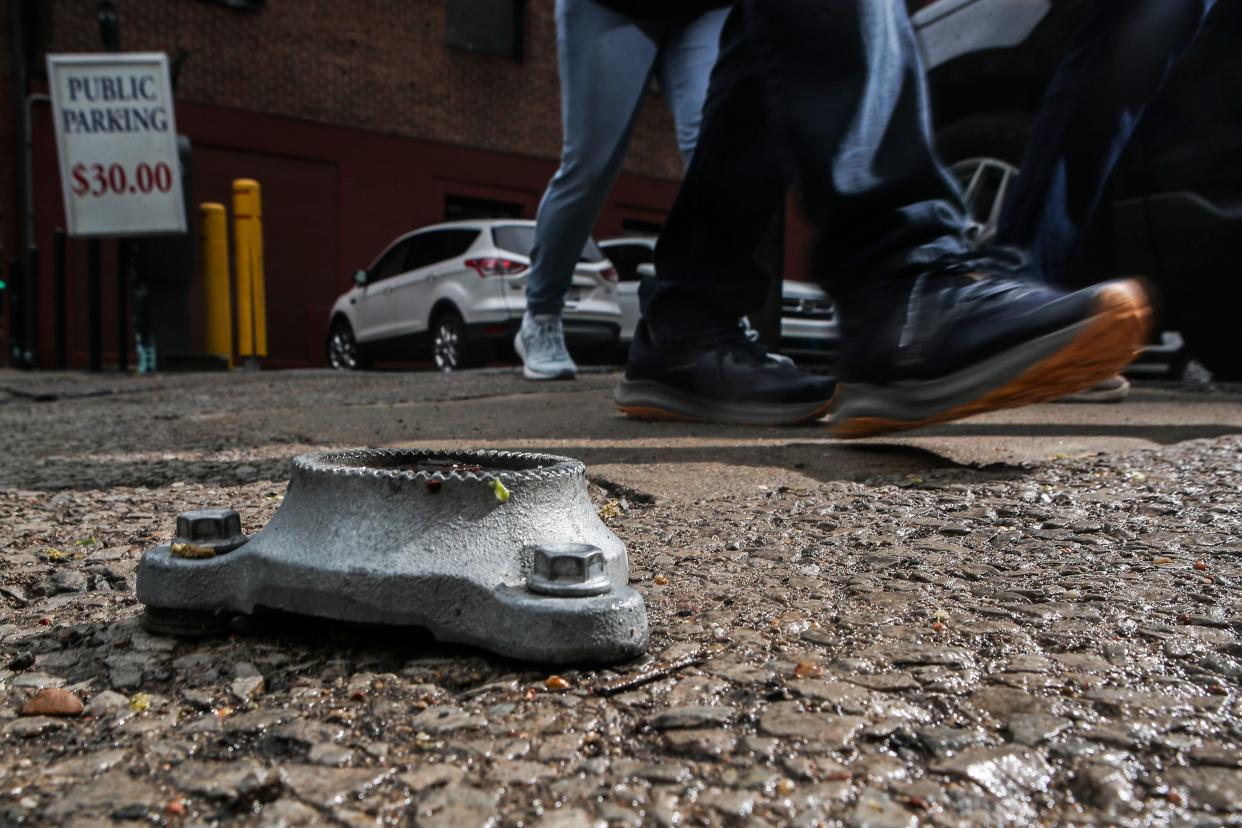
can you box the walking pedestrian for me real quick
[614,0,1153,436]
[515,0,730,380]
[996,0,1216,402]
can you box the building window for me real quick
[445,0,525,60]
[196,0,264,9]
[445,194,524,221]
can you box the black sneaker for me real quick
[828,253,1152,438]
[614,322,837,426]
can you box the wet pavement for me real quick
[1,368,1240,826]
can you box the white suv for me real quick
[328,220,621,371]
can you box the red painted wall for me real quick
[26,100,681,368]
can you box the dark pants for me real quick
[997,0,1216,285]
[642,0,969,346]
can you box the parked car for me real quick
[328,220,621,371]
[780,280,841,365]
[597,236,652,344]
[911,0,1242,378]
[599,235,841,364]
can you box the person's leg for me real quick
[644,0,971,347]
[621,0,1153,434]
[616,8,837,426]
[997,0,1216,284]
[656,6,730,166]
[641,8,787,346]
[734,0,1151,437]
[519,0,661,379]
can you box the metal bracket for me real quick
[136,449,649,665]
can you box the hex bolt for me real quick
[170,509,249,559]
[525,543,612,597]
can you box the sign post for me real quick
[47,52,186,237]
[47,52,186,235]
[47,52,185,371]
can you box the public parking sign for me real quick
[47,53,186,237]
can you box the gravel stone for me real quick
[280,765,393,806]
[410,705,487,734]
[399,765,466,793]
[258,798,322,827]
[47,569,88,594]
[1163,767,1242,812]
[42,769,161,821]
[231,673,266,703]
[5,716,69,737]
[650,705,735,730]
[412,784,499,827]
[308,742,354,766]
[759,707,867,749]
[1007,714,1071,746]
[1072,760,1141,814]
[84,689,129,714]
[663,728,737,758]
[930,746,1055,799]
[851,788,917,828]
[19,686,84,716]
[171,759,276,803]
[10,672,65,689]
[916,726,986,757]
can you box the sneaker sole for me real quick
[514,332,576,381]
[828,279,1152,439]
[1058,376,1131,404]
[614,379,834,426]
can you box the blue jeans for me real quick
[643,0,969,344]
[997,0,1216,285]
[525,0,729,317]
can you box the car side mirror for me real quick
[353,269,368,287]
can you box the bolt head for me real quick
[176,509,242,542]
[172,509,248,557]
[526,543,611,597]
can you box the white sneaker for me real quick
[515,313,577,380]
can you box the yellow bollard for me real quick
[199,203,232,368]
[232,179,268,362]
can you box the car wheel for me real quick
[327,319,368,370]
[937,112,1032,247]
[431,310,472,372]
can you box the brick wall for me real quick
[32,0,684,182]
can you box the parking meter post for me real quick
[231,179,266,366]
[200,203,232,368]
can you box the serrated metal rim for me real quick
[293,448,585,483]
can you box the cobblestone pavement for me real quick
[0,370,1240,826]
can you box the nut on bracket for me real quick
[170,509,248,559]
[526,543,612,597]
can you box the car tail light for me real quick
[601,266,618,283]
[465,257,528,278]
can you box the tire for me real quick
[936,112,1033,247]
[327,319,369,370]
[430,309,473,372]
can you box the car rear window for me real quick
[493,225,604,263]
